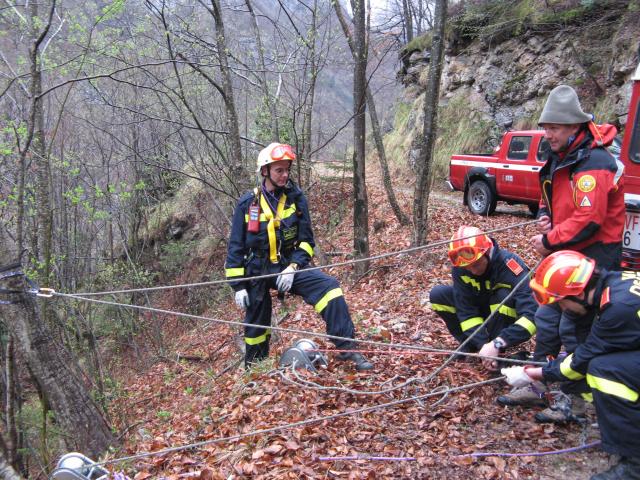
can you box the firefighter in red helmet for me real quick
[430,226,538,370]
[503,250,640,480]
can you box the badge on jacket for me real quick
[506,258,523,275]
[577,174,596,193]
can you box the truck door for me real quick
[499,135,540,201]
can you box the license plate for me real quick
[624,211,640,251]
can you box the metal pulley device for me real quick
[50,453,110,480]
[279,338,328,372]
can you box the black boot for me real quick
[591,457,640,480]
[336,344,373,371]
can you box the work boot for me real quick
[337,351,374,371]
[535,391,586,423]
[497,381,547,407]
[591,457,640,480]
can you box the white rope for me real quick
[53,292,546,366]
[68,219,538,296]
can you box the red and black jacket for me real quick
[538,124,624,269]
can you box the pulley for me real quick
[279,338,328,372]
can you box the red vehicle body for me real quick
[447,60,640,268]
[448,129,547,216]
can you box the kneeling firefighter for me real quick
[224,143,373,371]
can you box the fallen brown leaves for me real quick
[110,173,606,479]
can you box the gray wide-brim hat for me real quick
[538,85,592,125]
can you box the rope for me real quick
[459,440,601,458]
[67,219,538,296]
[53,292,546,366]
[94,376,503,468]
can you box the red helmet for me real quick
[529,250,596,305]
[447,226,493,267]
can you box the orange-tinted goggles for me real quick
[448,246,482,267]
[529,280,559,305]
[271,144,296,161]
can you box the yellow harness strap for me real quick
[260,192,287,263]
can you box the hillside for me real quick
[99,168,610,479]
[387,0,640,181]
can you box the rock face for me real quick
[399,13,640,131]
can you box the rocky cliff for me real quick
[389,0,640,176]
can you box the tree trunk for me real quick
[245,0,279,141]
[0,260,116,458]
[210,0,245,172]
[5,339,19,468]
[352,0,370,276]
[403,0,414,43]
[333,2,410,226]
[412,0,447,245]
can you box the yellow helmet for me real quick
[256,143,296,173]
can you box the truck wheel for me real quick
[467,181,496,216]
[528,204,539,217]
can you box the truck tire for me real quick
[467,181,496,216]
[528,204,539,217]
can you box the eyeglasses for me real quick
[271,144,296,161]
[448,246,482,267]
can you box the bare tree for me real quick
[413,0,447,244]
[333,1,409,226]
[352,0,370,275]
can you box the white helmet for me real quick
[256,143,296,173]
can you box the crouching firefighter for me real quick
[502,250,640,480]
[429,226,538,370]
[224,143,373,371]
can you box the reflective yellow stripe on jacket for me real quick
[587,374,639,402]
[560,354,585,380]
[315,288,343,313]
[225,267,245,278]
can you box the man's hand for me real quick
[531,234,552,256]
[478,342,500,371]
[501,366,533,387]
[537,215,552,234]
[235,289,250,309]
[276,264,297,292]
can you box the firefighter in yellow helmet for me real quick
[224,143,373,371]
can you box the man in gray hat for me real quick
[498,85,625,422]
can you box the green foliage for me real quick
[402,33,432,56]
[156,410,172,421]
[159,240,196,277]
[252,96,295,145]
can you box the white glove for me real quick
[501,366,533,388]
[235,289,249,309]
[276,265,297,292]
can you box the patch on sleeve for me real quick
[506,258,524,275]
[580,195,592,207]
[600,287,610,309]
[577,174,596,193]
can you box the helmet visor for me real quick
[448,246,483,267]
[529,279,560,305]
[271,144,296,161]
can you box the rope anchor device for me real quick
[279,339,328,372]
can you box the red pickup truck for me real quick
[447,129,547,216]
[447,60,640,267]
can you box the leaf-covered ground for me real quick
[110,170,611,479]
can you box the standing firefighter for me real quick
[225,143,373,371]
[429,226,538,371]
[507,85,626,420]
[503,250,640,480]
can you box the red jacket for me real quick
[539,123,625,268]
